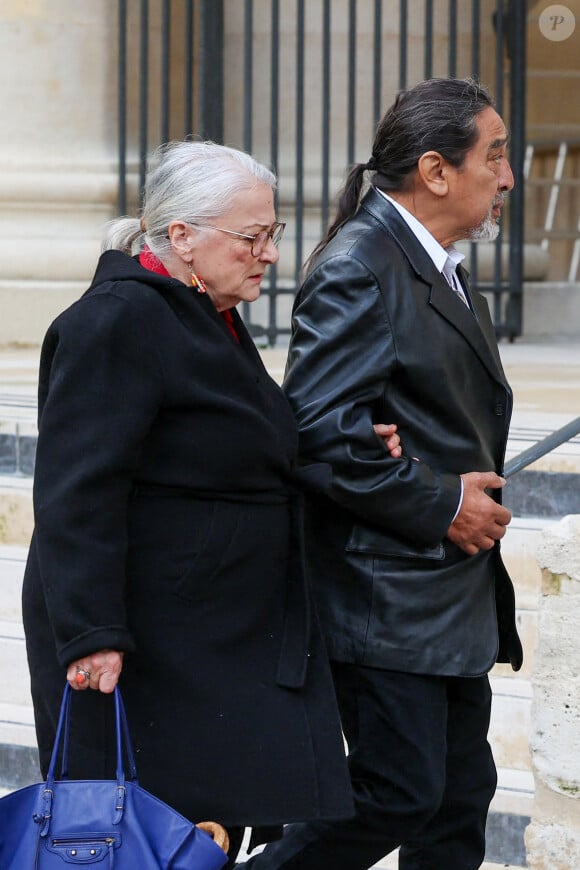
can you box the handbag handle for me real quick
[35,685,140,837]
[47,685,139,787]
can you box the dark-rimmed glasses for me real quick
[191,221,286,257]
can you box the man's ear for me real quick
[417,151,449,198]
[168,220,195,256]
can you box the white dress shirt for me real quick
[377,189,469,305]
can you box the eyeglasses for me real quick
[191,221,286,257]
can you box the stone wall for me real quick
[525,515,580,868]
[1,1,579,345]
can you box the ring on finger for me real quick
[74,668,91,685]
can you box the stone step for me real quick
[0,545,35,749]
[373,857,526,869]
[0,625,32,708]
[0,546,33,721]
[0,543,29,619]
[363,853,524,869]
[489,677,532,776]
[238,843,526,868]
[0,478,33,546]
[0,701,36,748]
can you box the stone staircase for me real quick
[3,343,580,868]
[0,486,542,870]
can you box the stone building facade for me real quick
[0,0,579,345]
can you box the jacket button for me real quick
[494,404,504,415]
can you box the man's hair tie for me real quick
[366,156,378,171]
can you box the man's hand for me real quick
[373,423,402,458]
[447,471,511,556]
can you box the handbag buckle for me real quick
[113,784,126,823]
[32,787,54,837]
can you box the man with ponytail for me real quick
[240,77,522,870]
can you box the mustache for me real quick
[493,193,507,209]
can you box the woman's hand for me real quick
[373,423,402,458]
[67,649,124,694]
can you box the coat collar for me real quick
[90,250,267,371]
[360,188,509,387]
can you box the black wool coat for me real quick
[284,189,523,678]
[22,250,353,828]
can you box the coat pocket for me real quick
[170,500,243,604]
[345,524,445,561]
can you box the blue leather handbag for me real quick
[0,684,229,868]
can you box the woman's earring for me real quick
[189,264,207,294]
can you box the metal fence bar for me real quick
[504,418,580,478]
[471,0,480,77]
[240,1,254,327]
[469,0,481,288]
[243,0,253,153]
[200,0,224,142]
[321,0,331,234]
[268,0,281,345]
[424,0,433,79]
[448,0,457,77]
[491,0,504,327]
[160,0,171,143]
[347,0,356,165]
[184,0,194,136]
[372,0,382,129]
[399,0,407,89]
[295,0,305,285]
[139,0,149,199]
[494,0,504,116]
[117,0,127,214]
[504,0,527,339]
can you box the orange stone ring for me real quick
[75,669,90,685]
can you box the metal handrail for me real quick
[504,417,580,478]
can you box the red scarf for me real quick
[138,248,239,343]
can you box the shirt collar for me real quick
[376,188,464,276]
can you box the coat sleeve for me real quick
[33,291,166,666]
[283,254,461,548]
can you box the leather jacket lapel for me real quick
[428,278,508,386]
[459,265,507,374]
[362,189,508,387]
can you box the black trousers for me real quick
[240,663,496,870]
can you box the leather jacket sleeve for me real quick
[283,253,461,549]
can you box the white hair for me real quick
[102,140,277,257]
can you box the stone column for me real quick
[0,0,118,346]
[525,515,580,868]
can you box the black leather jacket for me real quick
[284,188,523,676]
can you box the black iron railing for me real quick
[116,0,527,345]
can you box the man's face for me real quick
[448,106,514,243]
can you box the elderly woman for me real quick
[22,141,400,865]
